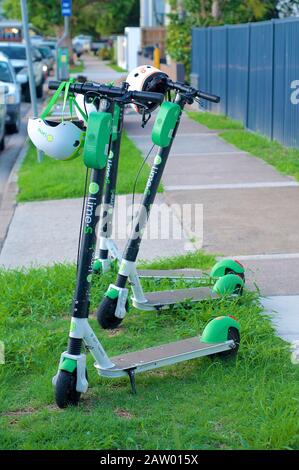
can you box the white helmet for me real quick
[126,65,168,112]
[74,93,98,123]
[27,118,85,161]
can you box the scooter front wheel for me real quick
[96,296,126,329]
[55,370,81,408]
[217,326,240,359]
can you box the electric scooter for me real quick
[97,81,245,329]
[90,83,244,310]
[49,80,241,409]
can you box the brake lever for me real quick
[195,97,208,110]
[141,108,151,128]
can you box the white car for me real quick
[72,35,91,52]
[0,52,21,133]
[0,42,44,102]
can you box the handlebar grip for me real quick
[198,91,220,103]
[48,80,62,91]
[131,90,164,104]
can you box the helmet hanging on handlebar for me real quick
[126,65,168,113]
[27,80,86,161]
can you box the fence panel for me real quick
[283,20,299,148]
[227,24,250,123]
[272,21,286,145]
[191,28,209,91]
[191,18,299,149]
[210,26,227,114]
[247,21,274,137]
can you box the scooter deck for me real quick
[137,269,204,279]
[97,336,234,378]
[132,287,216,310]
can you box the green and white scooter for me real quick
[89,73,244,314]
[97,79,244,329]
[44,80,241,408]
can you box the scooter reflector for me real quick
[152,101,181,148]
[83,112,112,169]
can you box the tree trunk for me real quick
[211,0,220,19]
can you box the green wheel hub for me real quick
[210,259,245,279]
[92,258,103,273]
[213,273,244,296]
[201,316,240,343]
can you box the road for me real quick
[0,102,31,207]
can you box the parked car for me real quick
[0,52,21,133]
[40,40,57,58]
[37,45,55,75]
[0,83,7,150]
[0,42,44,102]
[73,41,84,58]
[72,35,91,52]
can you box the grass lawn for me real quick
[70,60,84,74]
[108,62,127,73]
[139,250,217,270]
[221,130,299,182]
[188,111,243,130]
[189,110,299,182]
[18,131,159,202]
[0,253,298,450]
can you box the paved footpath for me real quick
[124,79,299,349]
[0,56,298,349]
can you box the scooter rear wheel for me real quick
[55,370,81,408]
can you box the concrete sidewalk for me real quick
[0,56,298,350]
[124,86,299,348]
[71,54,126,83]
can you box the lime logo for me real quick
[154,155,162,165]
[38,127,54,142]
[89,182,99,194]
[87,274,92,283]
[108,150,114,160]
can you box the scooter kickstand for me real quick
[126,368,137,395]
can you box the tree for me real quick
[277,0,299,16]
[166,0,281,79]
[2,0,139,37]
[3,0,63,35]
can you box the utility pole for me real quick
[20,0,43,162]
[57,0,71,80]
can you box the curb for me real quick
[0,142,28,254]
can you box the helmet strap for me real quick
[62,78,75,122]
[40,81,66,120]
[72,96,88,122]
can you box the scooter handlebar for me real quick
[197,90,220,103]
[131,89,164,104]
[166,79,220,103]
[48,80,164,105]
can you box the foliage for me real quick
[3,0,139,37]
[98,47,113,61]
[166,0,280,79]
[188,111,244,129]
[166,15,192,78]
[3,0,63,35]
